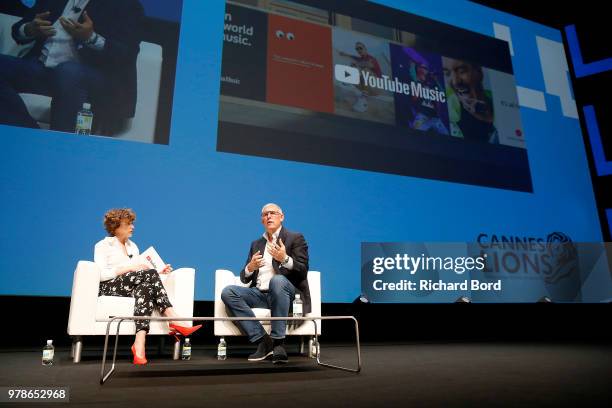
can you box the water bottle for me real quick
[217,337,227,360]
[308,337,319,359]
[42,340,54,366]
[75,102,93,135]
[293,294,303,318]
[181,338,191,360]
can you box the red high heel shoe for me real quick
[168,323,202,337]
[131,344,148,365]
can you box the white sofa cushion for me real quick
[95,296,135,321]
[214,269,322,336]
[68,261,196,336]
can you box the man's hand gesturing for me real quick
[267,239,287,263]
[247,250,265,272]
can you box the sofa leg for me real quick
[72,337,83,363]
[157,336,165,356]
[299,336,305,355]
[173,338,181,360]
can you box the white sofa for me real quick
[214,270,322,348]
[0,13,162,143]
[67,261,196,362]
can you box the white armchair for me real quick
[214,270,321,350]
[67,261,196,362]
[0,13,34,58]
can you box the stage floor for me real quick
[1,342,611,407]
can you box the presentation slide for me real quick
[0,0,607,303]
[218,0,531,192]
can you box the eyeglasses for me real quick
[355,47,364,51]
[261,211,281,218]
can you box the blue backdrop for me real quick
[0,0,601,302]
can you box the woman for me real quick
[94,208,201,364]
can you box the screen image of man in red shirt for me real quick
[338,41,383,112]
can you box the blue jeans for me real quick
[0,54,106,132]
[221,275,296,342]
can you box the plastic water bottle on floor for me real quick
[217,337,227,360]
[42,340,54,366]
[181,338,191,360]
[75,103,93,135]
[293,294,303,318]
[309,338,319,359]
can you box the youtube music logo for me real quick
[334,64,446,103]
[335,64,360,85]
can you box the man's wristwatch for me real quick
[281,255,290,266]
[85,32,98,45]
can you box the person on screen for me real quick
[444,58,498,143]
[409,60,448,135]
[339,41,382,78]
[94,208,201,365]
[0,0,143,134]
[338,42,383,112]
[221,203,310,364]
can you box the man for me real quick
[443,58,498,144]
[344,42,382,78]
[0,0,143,133]
[337,41,383,112]
[409,60,448,135]
[221,203,310,364]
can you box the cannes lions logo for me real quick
[545,232,578,284]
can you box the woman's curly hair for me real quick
[103,208,136,236]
